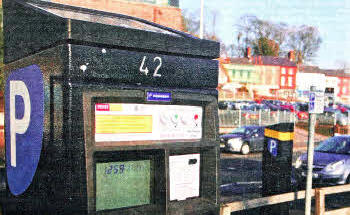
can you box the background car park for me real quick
[318,107,349,126]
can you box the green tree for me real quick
[253,37,279,56]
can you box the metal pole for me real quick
[200,0,204,39]
[239,109,241,128]
[333,112,336,136]
[259,109,262,126]
[305,86,317,215]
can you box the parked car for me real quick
[336,103,350,113]
[250,103,270,111]
[318,107,349,126]
[218,101,228,110]
[240,106,259,120]
[295,135,350,186]
[294,102,309,120]
[262,100,283,111]
[220,125,265,154]
[280,103,295,112]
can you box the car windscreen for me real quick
[231,127,246,134]
[315,137,350,154]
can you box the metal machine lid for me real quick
[28,0,186,37]
[3,0,220,63]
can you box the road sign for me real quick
[5,65,44,195]
[309,91,324,114]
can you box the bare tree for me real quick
[233,32,245,57]
[286,25,322,63]
[182,9,200,36]
[336,60,350,74]
[182,8,220,40]
[182,9,226,56]
[233,15,322,62]
[235,15,288,56]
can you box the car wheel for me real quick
[241,143,250,155]
[346,174,350,184]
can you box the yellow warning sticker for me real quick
[109,104,123,112]
[96,115,153,134]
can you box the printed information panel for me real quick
[95,103,203,142]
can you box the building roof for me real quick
[229,55,297,67]
[299,65,350,78]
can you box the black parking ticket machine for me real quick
[261,123,294,215]
[2,0,220,214]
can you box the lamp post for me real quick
[200,0,204,39]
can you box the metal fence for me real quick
[219,109,296,128]
[219,109,350,129]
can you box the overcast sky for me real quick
[179,0,350,69]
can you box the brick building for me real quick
[298,66,350,104]
[219,48,298,101]
[47,0,184,31]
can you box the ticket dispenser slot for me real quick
[169,154,200,201]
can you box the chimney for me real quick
[246,47,252,61]
[288,50,295,62]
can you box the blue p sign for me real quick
[267,139,278,157]
[5,65,44,196]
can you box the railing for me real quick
[219,109,296,129]
[220,184,350,215]
[315,184,350,215]
[219,109,350,134]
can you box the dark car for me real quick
[262,100,283,111]
[218,101,228,110]
[295,135,350,186]
[220,125,265,154]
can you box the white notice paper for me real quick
[169,154,200,201]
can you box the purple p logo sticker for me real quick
[5,65,44,195]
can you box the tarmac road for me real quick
[219,151,350,214]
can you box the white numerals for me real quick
[153,57,162,77]
[139,56,162,77]
[139,56,149,75]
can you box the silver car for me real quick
[295,135,350,186]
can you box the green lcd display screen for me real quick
[96,160,151,211]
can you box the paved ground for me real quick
[220,140,350,215]
[220,124,343,215]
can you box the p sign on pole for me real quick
[5,65,44,196]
